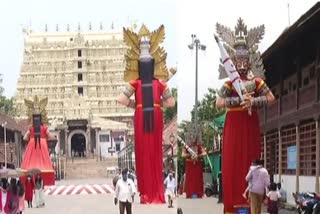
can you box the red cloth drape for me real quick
[131,79,167,204]
[185,159,204,198]
[21,125,55,186]
[222,110,261,213]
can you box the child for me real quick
[266,182,281,214]
[242,160,258,199]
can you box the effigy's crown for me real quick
[216,18,266,79]
[123,24,169,82]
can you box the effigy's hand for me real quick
[191,154,198,160]
[240,93,253,109]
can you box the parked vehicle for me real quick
[204,182,218,197]
[293,192,320,214]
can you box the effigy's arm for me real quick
[117,83,136,109]
[241,80,276,109]
[161,86,175,108]
[23,130,30,141]
[46,129,57,141]
[216,83,240,109]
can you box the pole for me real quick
[195,40,199,140]
[4,123,7,169]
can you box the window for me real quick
[116,143,121,151]
[292,84,296,91]
[265,131,279,174]
[303,77,309,86]
[114,136,124,142]
[299,121,316,176]
[78,50,82,57]
[288,82,292,91]
[78,73,83,82]
[78,87,83,96]
[281,125,296,175]
[310,69,315,79]
[78,61,82,69]
[99,134,109,142]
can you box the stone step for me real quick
[65,158,118,179]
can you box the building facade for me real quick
[0,113,24,168]
[14,26,134,159]
[260,3,320,204]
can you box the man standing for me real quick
[246,159,270,214]
[114,169,136,214]
[164,173,176,208]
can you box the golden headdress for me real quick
[216,18,265,79]
[123,24,169,81]
[24,96,48,124]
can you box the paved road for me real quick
[26,194,177,214]
[26,178,177,214]
[25,179,295,213]
[178,195,296,214]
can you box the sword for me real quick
[178,136,197,160]
[214,35,252,115]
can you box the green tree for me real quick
[190,88,225,151]
[177,120,190,179]
[0,74,16,116]
[0,74,4,95]
[177,88,225,176]
[163,88,177,124]
[0,96,15,115]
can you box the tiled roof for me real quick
[0,113,24,133]
[162,115,177,156]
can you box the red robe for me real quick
[21,125,55,186]
[24,180,35,201]
[130,79,167,204]
[0,189,11,213]
[184,144,205,198]
[220,77,268,213]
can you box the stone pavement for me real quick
[178,195,295,214]
[26,194,177,214]
[26,178,177,214]
[25,179,295,213]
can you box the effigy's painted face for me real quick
[235,57,250,75]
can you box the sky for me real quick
[177,0,319,122]
[0,0,177,98]
[0,0,318,122]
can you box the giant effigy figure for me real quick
[117,25,175,204]
[180,123,206,199]
[214,18,275,213]
[21,96,56,185]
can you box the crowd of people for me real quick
[0,174,45,214]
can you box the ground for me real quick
[25,178,295,214]
[26,178,177,214]
[178,195,296,214]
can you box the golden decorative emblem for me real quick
[123,24,169,81]
[24,96,49,124]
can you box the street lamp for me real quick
[169,133,175,158]
[1,121,7,169]
[10,147,13,164]
[188,34,206,142]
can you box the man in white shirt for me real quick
[114,169,136,214]
[164,173,176,208]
